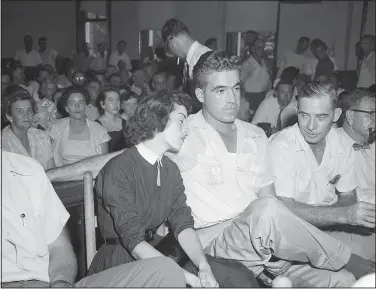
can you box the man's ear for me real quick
[195,88,204,103]
[345,110,354,125]
[5,114,12,123]
[333,107,342,122]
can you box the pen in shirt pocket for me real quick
[328,174,341,186]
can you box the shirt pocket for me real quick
[194,154,224,186]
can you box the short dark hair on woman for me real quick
[59,85,91,108]
[124,89,192,145]
[5,88,36,116]
[96,84,120,115]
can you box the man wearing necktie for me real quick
[270,83,376,265]
[162,18,211,113]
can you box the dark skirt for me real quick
[87,238,259,287]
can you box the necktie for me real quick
[276,108,284,131]
[182,61,190,94]
[352,142,371,151]
[156,157,163,187]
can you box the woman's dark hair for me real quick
[4,87,36,116]
[59,85,91,108]
[120,89,138,103]
[124,89,192,145]
[96,84,120,115]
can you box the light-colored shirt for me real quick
[47,118,110,167]
[277,50,310,77]
[270,124,357,206]
[2,126,53,170]
[336,127,375,204]
[38,48,58,69]
[34,98,57,129]
[186,41,211,79]
[168,111,274,228]
[241,55,270,93]
[357,51,375,88]
[89,51,108,72]
[108,51,132,70]
[251,97,298,128]
[2,151,70,283]
[304,56,338,79]
[15,49,42,67]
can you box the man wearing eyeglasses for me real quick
[270,83,375,266]
[357,35,375,88]
[334,88,375,260]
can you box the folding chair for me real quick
[83,171,96,270]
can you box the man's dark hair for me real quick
[39,37,47,42]
[298,36,310,43]
[162,18,189,43]
[124,89,192,145]
[310,38,327,50]
[280,66,300,83]
[117,40,127,46]
[276,78,294,89]
[96,84,120,115]
[204,38,217,47]
[59,85,91,108]
[193,51,241,89]
[5,88,36,116]
[298,82,338,110]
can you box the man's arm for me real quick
[46,149,125,182]
[48,227,77,287]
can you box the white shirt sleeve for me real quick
[270,137,298,199]
[251,99,268,124]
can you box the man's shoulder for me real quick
[3,151,44,174]
[270,125,299,147]
[239,119,266,138]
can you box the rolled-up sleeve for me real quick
[252,133,275,189]
[97,164,144,252]
[270,138,297,199]
[167,164,194,238]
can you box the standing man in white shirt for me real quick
[108,40,132,71]
[168,50,371,287]
[252,78,298,133]
[161,18,211,112]
[241,39,271,112]
[38,37,58,70]
[357,34,375,88]
[277,37,310,78]
[15,34,42,67]
[335,88,375,260]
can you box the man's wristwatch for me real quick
[49,279,74,288]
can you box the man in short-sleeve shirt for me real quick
[168,51,365,287]
[270,83,375,260]
[1,151,186,288]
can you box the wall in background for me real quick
[1,0,372,70]
[1,1,76,58]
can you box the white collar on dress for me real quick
[136,142,162,165]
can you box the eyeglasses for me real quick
[351,109,376,120]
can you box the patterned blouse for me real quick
[34,99,57,130]
[1,126,54,170]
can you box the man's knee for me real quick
[326,269,356,287]
[152,257,186,287]
[243,196,284,218]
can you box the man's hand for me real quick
[198,264,219,287]
[345,201,375,228]
[185,271,203,288]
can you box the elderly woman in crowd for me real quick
[88,89,259,288]
[95,85,130,152]
[47,85,110,167]
[2,88,54,170]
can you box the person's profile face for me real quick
[152,74,168,91]
[162,104,188,152]
[350,96,375,142]
[167,36,185,59]
[297,95,338,145]
[251,40,265,58]
[200,70,241,124]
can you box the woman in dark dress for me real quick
[88,90,259,287]
[95,85,130,151]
